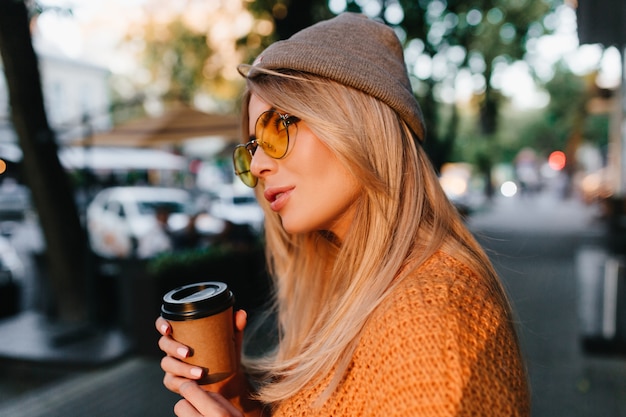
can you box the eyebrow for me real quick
[256,110,277,130]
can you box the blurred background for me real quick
[0,0,625,416]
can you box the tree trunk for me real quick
[0,0,88,323]
[421,80,455,172]
[273,0,330,40]
[479,62,498,136]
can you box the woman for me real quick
[156,12,530,417]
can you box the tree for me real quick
[121,0,563,178]
[398,0,560,194]
[0,0,88,323]
[516,63,610,194]
[123,2,279,113]
[141,18,213,104]
[246,0,333,40]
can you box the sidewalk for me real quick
[0,311,131,364]
[0,357,179,417]
[467,192,604,235]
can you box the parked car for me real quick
[209,187,264,233]
[0,179,31,222]
[86,186,225,259]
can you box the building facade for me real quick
[0,37,112,174]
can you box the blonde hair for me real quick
[241,71,512,405]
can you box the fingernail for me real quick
[160,324,169,334]
[190,367,203,378]
[177,347,189,358]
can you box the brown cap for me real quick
[238,12,425,141]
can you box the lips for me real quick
[264,186,294,212]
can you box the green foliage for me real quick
[544,61,589,122]
[518,63,608,156]
[477,62,611,166]
[584,114,610,147]
[128,9,274,110]
[141,18,212,102]
[148,244,233,276]
[391,0,561,167]
[398,0,555,58]
[147,242,271,313]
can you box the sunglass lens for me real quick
[257,111,289,158]
[233,146,257,187]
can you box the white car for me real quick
[86,186,225,258]
[209,187,264,233]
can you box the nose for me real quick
[249,145,276,182]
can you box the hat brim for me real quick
[237,64,252,78]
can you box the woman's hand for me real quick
[155,310,248,394]
[156,315,203,394]
[156,310,266,416]
[173,381,244,417]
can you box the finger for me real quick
[234,309,247,333]
[234,309,247,352]
[164,372,194,395]
[161,355,205,381]
[173,398,202,417]
[158,334,191,359]
[179,382,243,417]
[156,316,171,335]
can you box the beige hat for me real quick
[238,12,425,142]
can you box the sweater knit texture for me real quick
[271,251,530,416]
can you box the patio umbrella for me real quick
[58,147,188,171]
[78,102,241,148]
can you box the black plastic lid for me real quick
[161,281,234,321]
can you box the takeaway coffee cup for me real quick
[161,281,236,384]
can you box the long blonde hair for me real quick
[241,70,511,405]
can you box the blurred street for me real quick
[468,192,626,417]
[0,189,625,416]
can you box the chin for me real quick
[281,224,308,235]
[280,218,317,235]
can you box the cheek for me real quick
[277,127,360,234]
[283,167,359,235]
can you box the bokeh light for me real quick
[500,180,518,197]
[548,150,567,171]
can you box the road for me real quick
[0,191,625,416]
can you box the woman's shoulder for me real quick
[350,251,528,415]
[413,249,477,284]
[389,250,492,310]
[365,250,511,348]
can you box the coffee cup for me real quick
[161,281,236,384]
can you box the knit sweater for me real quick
[271,251,530,416]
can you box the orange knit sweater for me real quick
[271,251,530,416]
